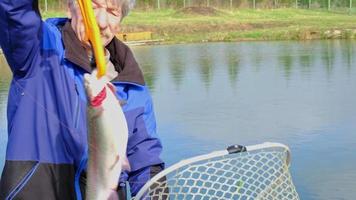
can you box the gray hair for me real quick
[68,0,135,19]
[121,0,135,18]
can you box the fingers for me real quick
[84,73,92,88]
[107,0,121,8]
[92,0,121,7]
[84,71,112,99]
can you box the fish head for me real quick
[84,72,110,102]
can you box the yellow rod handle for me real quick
[77,0,106,78]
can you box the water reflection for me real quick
[134,47,158,91]
[278,44,294,79]
[1,40,356,200]
[197,47,214,88]
[133,41,355,92]
[168,46,186,90]
[226,47,240,89]
[342,41,354,73]
[322,41,335,78]
[299,53,312,76]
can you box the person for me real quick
[0,0,165,199]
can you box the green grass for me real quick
[42,10,66,19]
[42,8,356,43]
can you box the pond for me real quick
[1,40,356,199]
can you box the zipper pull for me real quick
[74,83,80,95]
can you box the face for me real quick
[69,0,122,49]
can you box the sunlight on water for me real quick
[1,40,356,199]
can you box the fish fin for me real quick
[121,156,131,172]
[106,81,127,106]
[106,82,116,93]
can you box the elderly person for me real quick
[0,0,164,199]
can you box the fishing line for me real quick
[11,79,78,135]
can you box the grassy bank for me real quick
[43,8,356,43]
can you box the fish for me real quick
[84,72,130,200]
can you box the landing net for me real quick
[134,142,299,200]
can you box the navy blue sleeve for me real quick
[0,0,42,75]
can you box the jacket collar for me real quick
[61,20,145,86]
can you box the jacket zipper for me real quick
[6,162,40,200]
[74,83,81,128]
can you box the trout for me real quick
[84,72,130,200]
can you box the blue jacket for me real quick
[0,1,163,199]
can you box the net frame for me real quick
[134,142,299,200]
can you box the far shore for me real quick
[15,8,356,44]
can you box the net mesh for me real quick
[135,146,299,200]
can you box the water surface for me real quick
[1,40,356,199]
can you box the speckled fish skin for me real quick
[84,73,129,200]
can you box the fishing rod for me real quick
[76,0,106,78]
